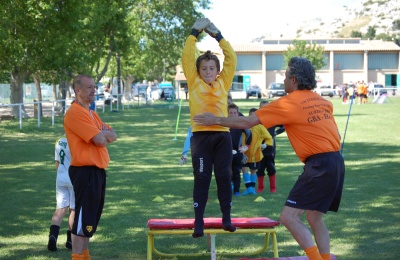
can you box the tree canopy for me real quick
[284,40,326,71]
[0,0,211,115]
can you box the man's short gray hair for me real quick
[287,57,317,90]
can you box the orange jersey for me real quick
[362,84,368,95]
[182,35,237,132]
[243,124,273,163]
[255,90,341,163]
[357,84,363,94]
[64,103,110,168]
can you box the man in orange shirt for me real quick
[64,74,117,260]
[194,57,345,260]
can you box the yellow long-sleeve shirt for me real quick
[243,124,273,163]
[181,35,237,132]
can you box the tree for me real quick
[284,40,326,71]
[0,0,88,117]
[0,0,212,117]
[351,30,363,38]
[122,0,211,83]
[364,26,376,40]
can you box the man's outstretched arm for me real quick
[193,112,260,129]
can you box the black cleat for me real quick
[47,235,57,251]
[65,241,72,250]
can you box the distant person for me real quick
[181,17,237,238]
[178,126,192,166]
[64,74,117,260]
[194,57,345,260]
[228,103,252,196]
[342,84,348,104]
[347,84,355,104]
[47,137,75,252]
[241,108,272,195]
[257,100,285,193]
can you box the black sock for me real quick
[49,225,60,239]
[66,230,71,242]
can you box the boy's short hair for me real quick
[249,107,258,115]
[228,103,239,112]
[259,100,269,108]
[196,50,220,72]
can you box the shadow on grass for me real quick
[0,99,399,259]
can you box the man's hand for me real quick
[193,112,217,126]
[179,154,188,166]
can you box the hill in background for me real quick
[254,0,400,41]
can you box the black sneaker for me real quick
[222,224,236,232]
[47,235,57,251]
[65,241,72,250]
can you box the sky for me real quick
[198,0,361,49]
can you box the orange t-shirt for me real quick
[64,102,110,169]
[255,90,341,163]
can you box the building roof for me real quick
[202,39,400,53]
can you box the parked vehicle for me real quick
[160,86,175,100]
[158,82,175,100]
[266,83,286,98]
[133,83,148,98]
[315,85,334,97]
[370,84,387,96]
[96,83,105,100]
[246,85,262,99]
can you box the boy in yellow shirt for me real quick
[241,108,273,195]
[181,18,237,238]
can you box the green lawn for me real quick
[0,96,399,259]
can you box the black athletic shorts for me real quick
[285,151,345,213]
[69,166,107,237]
[244,161,260,171]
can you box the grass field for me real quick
[0,96,399,260]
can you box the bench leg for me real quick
[211,234,216,260]
[272,231,279,258]
[147,233,154,260]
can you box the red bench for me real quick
[147,217,280,260]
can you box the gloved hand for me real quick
[205,22,223,42]
[239,145,248,153]
[261,144,267,150]
[179,154,188,166]
[191,18,210,37]
[241,154,248,165]
[232,150,237,155]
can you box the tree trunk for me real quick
[52,82,57,101]
[59,80,69,114]
[10,69,29,118]
[124,75,135,93]
[33,75,43,117]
